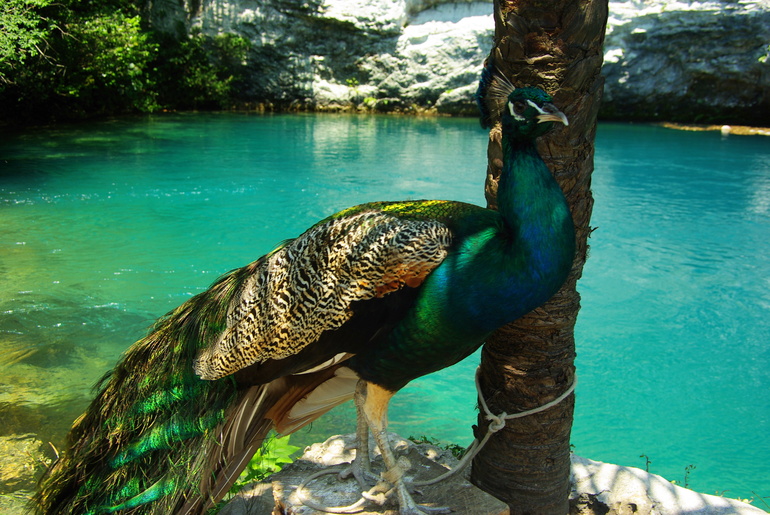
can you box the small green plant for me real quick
[759,45,769,63]
[346,77,359,88]
[752,491,770,509]
[408,435,466,460]
[444,442,466,459]
[683,464,696,489]
[669,463,696,488]
[229,434,301,494]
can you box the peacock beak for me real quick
[537,104,569,126]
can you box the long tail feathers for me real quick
[34,255,360,514]
[175,385,274,515]
[191,365,357,513]
[34,263,269,514]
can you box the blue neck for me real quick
[499,139,567,245]
[415,135,575,337]
[479,136,575,328]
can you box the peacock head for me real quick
[502,87,569,140]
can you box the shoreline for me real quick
[658,122,770,136]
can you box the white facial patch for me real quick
[526,99,547,115]
[508,101,525,121]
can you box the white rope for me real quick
[298,367,578,510]
[413,368,577,487]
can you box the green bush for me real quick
[154,30,250,110]
[56,13,159,113]
[0,0,251,123]
[0,0,56,84]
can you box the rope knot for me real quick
[486,412,507,433]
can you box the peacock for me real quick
[34,73,575,515]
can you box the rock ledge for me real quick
[222,434,766,515]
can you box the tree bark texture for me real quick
[470,0,608,514]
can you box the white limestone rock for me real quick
[364,2,493,108]
[601,0,770,122]
[148,0,770,121]
[151,0,492,111]
[570,454,767,515]
[320,0,407,34]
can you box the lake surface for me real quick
[1,114,768,508]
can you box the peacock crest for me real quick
[475,62,516,128]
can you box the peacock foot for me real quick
[381,458,451,515]
[390,483,451,515]
[338,440,382,490]
[338,460,380,491]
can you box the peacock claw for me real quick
[338,463,379,490]
[383,472,451,515]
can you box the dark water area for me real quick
[1,114,768,508]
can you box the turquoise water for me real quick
[1,114,768,507]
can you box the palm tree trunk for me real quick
[470,0,608,513]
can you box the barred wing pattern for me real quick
[193,209,453,380]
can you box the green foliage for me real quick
[0,2,159,120]
[57,13,159,113]
[408,435,466,459]
[0,0,251,123]
[0,0,55,84]
[210,434,301,513]
[230,435,301,492]
[154,30,250,110]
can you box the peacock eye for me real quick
[508,101,527,118]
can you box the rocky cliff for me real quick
[603,0,770,123]
[148,0,770,123]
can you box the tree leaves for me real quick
[0,0,55,84]
[0,0,251,122]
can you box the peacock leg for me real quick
[344,382,377,489]
[359,380,450,515]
